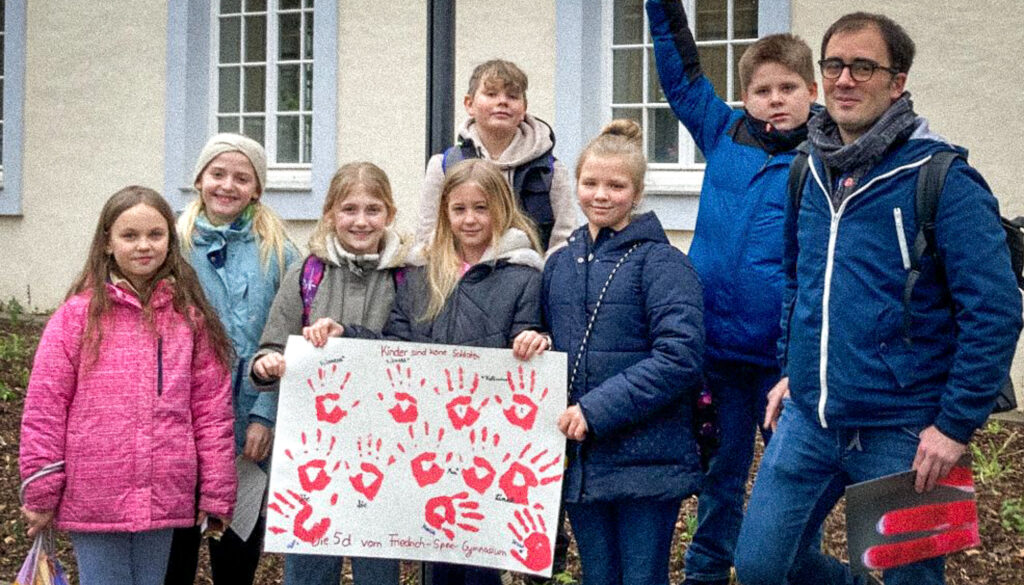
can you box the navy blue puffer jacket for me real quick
[544,212,705,503]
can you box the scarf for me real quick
[742,109,812,155]
[808,93,918,206]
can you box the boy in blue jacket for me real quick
[646,2,818,584]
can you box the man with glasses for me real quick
[733,12,1021,585]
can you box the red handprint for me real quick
[459,427,502,494]
[434,367,488,430]
[495,365,549,431]
[284,429,340,492]
[498,443,563,505]
[377,364,424,423]
[425,491,484,541]
[397,421,452,488]
[267,489,333,544]
[862,466,980,570]
[306,364,360,424]
[344,433,396,502]
[508,507,553,573]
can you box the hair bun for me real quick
[600,119,643,146]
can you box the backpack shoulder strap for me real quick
[787,148,811,215]
[901,151,961,340]
[300,255,326,327]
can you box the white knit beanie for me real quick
[192,133,268,194]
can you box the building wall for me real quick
[0,1,167,311]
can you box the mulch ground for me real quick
[0,313,1021,584]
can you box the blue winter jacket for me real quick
[779,120,1022,444]
[648,0,802,366]
[187,218,299,459]
[545,212,705,503]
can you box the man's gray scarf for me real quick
[808,92,917,207]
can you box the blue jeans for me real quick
[71,529,174,585]
[284,554,400,585]
[734,402,945,585]
[566,498,682,585]
[684,359,776,583]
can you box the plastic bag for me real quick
[14,531,70,585]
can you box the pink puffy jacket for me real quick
[19,281,236,532]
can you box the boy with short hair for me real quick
[415,59,575,253]
[646,2,819,584]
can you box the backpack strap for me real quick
[300,255,326,327]
[787,148,811,216]
[902,151,960,341]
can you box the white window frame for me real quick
[211,0,314,190]
[555,0,790,230]
[164,0,336,220]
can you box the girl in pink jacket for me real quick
[19,186,237,585]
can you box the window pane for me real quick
[219,66,241,113]
[243,116,265,144]
[649,108,679,163]
[244,15,266,62]
[221,0,241,13]
[278,65,300,111]
[245,0,266,11]
[611,107,642,128]
[281,0,301,8]
[612,0,644,45]
[695,0,727,41]
[698,44,727,100]
[218,116,239,134]
[220,16,241,63]
[647,48,665,102]
[303,63,313,110]
[733,43,752,99]
[305,0,314,8]
[244,66,265,112]
[277,116,299,163]
[303,115,312,163]
[612,48,643,104]
[735,0,759,38]
[304,12,314,60]
[279,13,301,60]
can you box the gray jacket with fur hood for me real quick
[250,228,408,389]
[346,228,543,348]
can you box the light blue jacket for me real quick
[187,215,299,458]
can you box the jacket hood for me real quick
[906,116,968,158]
[406,227,544,271]
[310,227,409,271]
[103,278,175,311]
[458,113,555,169]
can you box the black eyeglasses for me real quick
[818,58,900,82]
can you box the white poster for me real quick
[265,336,568,577]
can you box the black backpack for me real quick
[788,150,1023,413]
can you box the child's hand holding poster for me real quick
[265,336,568,577]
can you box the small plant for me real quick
[970,425,1018,485]
[0,382,16,401]
[551,571,578,585]
[3,297,25,325]
[1000,498,1024,533]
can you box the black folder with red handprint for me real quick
[845,454,978,574]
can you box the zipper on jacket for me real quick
[893,208,911,270]
[809,156,933,429]
[157,335,164,396]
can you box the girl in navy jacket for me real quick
[515,120,705,585]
